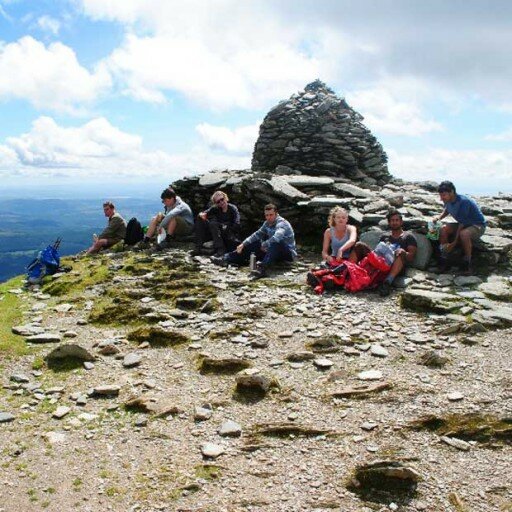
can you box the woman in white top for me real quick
[321,206,357,264]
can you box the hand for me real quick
[432,215,440,223]
[236,243,244,254]
[336,249,345,260]
[445,242,456,253]
[395,248,406,257]
[261,245,268,252]
[199,212,207,221]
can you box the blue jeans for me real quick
[225,240,294,267]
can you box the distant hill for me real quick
[0,197,158,283]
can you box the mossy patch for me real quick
[194,464,222,480]
[410,413,512,444]
[198,356,251,375]
[0,276,30,357]
[42,257,110,297]
[127,326,190,347]
[89,297,147,325]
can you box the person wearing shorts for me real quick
[434,181,486,274]
[139,188,194,250]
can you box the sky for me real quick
[0,0,511,197]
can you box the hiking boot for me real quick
[378,281,391,297]
[307,271,320,287]
[210,255,228,267]
[438,258,451,273]
[251,263,268,280]
[134,239,151,251]
[155,238,173,251]
[190,247,203,257]
[460,260,473,276]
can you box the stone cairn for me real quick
[252,79,390,185]
[173,81,512,271]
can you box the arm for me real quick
[434,208,448,222]
[395,235,417,263]
[243,223,267,246]
[99,217,122,240]
[321,229,333,262]
[337,225,357,258]
[261,219,287,249]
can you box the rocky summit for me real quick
[0,81,511,511]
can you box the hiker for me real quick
[376,210,417,296]
[211,203,296,279]
[86,202,127,254]
[139,188,194,250]
[433,180,486,274]
[192,191,241,257]
[321,206,357,264]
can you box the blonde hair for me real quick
[328,206,348,227]
[211,190,228,203]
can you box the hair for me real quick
[264,203,278,213]
[103,201,115,210]
[161,188,176,200]
[386,209,403,221]
[328,206,348,227]
[438,180,456,194]
[211,190,228,203]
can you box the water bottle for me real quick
[249,252,256,271]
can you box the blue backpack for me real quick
[27,239,62,284]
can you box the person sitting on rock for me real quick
[321,206,357,264]
[376,210,417,296]
[433,180,486,274]
[86,201,127,254]
[211,203,297,279]
[139,188,194,250]
[192,190,241,257]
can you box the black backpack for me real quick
[124,217,144,245]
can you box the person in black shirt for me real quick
[192,190,241,256]
[377,210,418,296]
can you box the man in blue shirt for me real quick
[434,181,486,274]
[211,203,296,279]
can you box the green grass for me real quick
[0,276,30,357]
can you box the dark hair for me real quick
[103,201,115,210]
[438,181,456,194]
[264,203,278,213]
[161,189,176,200]
[386,209,402,221]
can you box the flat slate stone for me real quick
[218,420,242,437]
[123,353,142,368]
[201,442,225,459]
[0,412,15,423]
[358,370,383,381]
[26,333,62,344]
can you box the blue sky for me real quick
[0,0,511,197]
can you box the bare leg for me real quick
[387,254,405,281]
[87,239,109,254]
[145,215,161,239]
[165,217,177,236]
[459,228,473,259]
[439,224,456,245]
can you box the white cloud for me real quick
[196,122,259,155]
[0,116,250,181]
[0,36,111,113]
[388,147,512,193]
[485,127,512,142]
[36,15,61,35]
[347,79,443,136]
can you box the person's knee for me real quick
[460,229,472,241]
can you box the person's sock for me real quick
[385,275,394,285]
